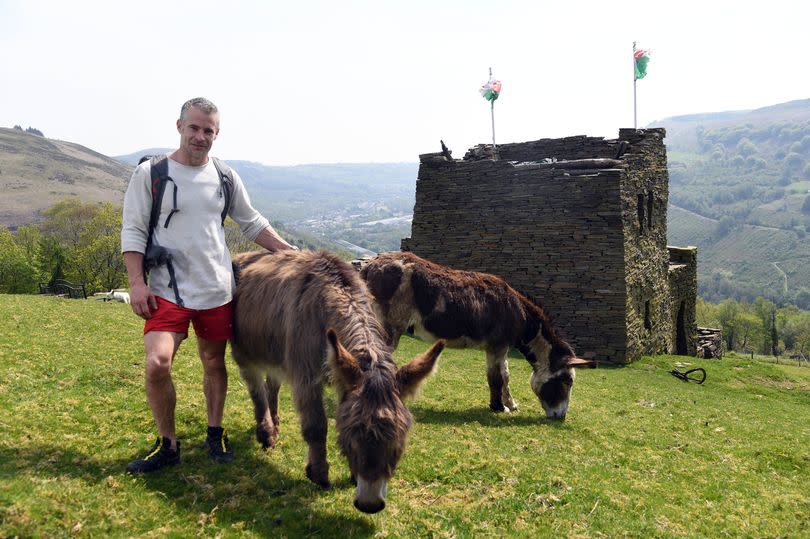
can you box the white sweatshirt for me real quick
[121,157,270,310]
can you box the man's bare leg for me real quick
[144,330,185,449]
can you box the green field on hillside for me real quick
[668,205,810,302]
[1,295,808,537]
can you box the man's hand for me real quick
[130,281,158,319]
[253,225,298,252]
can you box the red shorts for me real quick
[144,296,233,341]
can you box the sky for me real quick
[2,0,809,166]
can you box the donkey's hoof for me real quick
[306,463,331,489]
[503,401,519,413]
[256,427,278,449]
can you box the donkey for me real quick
[231,250,444,514]
[360,251,593,419]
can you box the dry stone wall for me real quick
[668,246,698,356]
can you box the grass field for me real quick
[1,295,808,537]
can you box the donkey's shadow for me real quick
[410,405,572,429]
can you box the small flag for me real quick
[634,49,650,80]
[479,78,502,102]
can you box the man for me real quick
[121,97,296,473]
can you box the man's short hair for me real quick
[180,97,218,120]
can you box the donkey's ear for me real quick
[567,356,597,369]
[396,340,445,399]
[326,329,361,391]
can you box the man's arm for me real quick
[123,251,158,319]
[253,225,298,252]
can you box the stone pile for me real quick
[696,327,723,359]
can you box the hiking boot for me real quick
[204,426,234,464]
[126,437,180,474]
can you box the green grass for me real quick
[1,295,808,537]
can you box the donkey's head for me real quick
[529,343,593,420]
[326,329,444,514]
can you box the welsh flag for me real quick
[634,49,650,80]
[479,78,502,102]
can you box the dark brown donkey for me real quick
[231,250,444,513]
[361,251,593,419]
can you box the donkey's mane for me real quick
[316,251,391,369]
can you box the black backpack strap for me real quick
[150,155,180,230]
[143,154,171,284]
[211,156,233,227]
[165,257,184,308]
[148,155,172,234]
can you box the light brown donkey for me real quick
[231,250,444,513]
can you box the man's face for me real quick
[176,106,219,165]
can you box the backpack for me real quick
[139,154,235,307]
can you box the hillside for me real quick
[0,127,131,228]
[652,99,810,307]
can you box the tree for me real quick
[730,155,745,168]
[717,299,740,350]
[794,287,810,310]
[746,156,767,170]
[784,152,804,171]
[753,297,778,355]
[37,199,127,293]
[736,137,757,157]
[802,195,810,215]
[736,311,763,353]
[0,229,38,293]
[72,203,126,291]
[716,215,736,238]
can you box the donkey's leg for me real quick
[486,348,517,412]
[294,385,331,489]
[240,366,278,448]
[486,350,506,412]
[498,352,519,412]
[267,375,281,430]
[264,374,282,448]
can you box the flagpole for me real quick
[633,41,638,129]
[489,67,497,159]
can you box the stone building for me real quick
[400,128,697,364]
